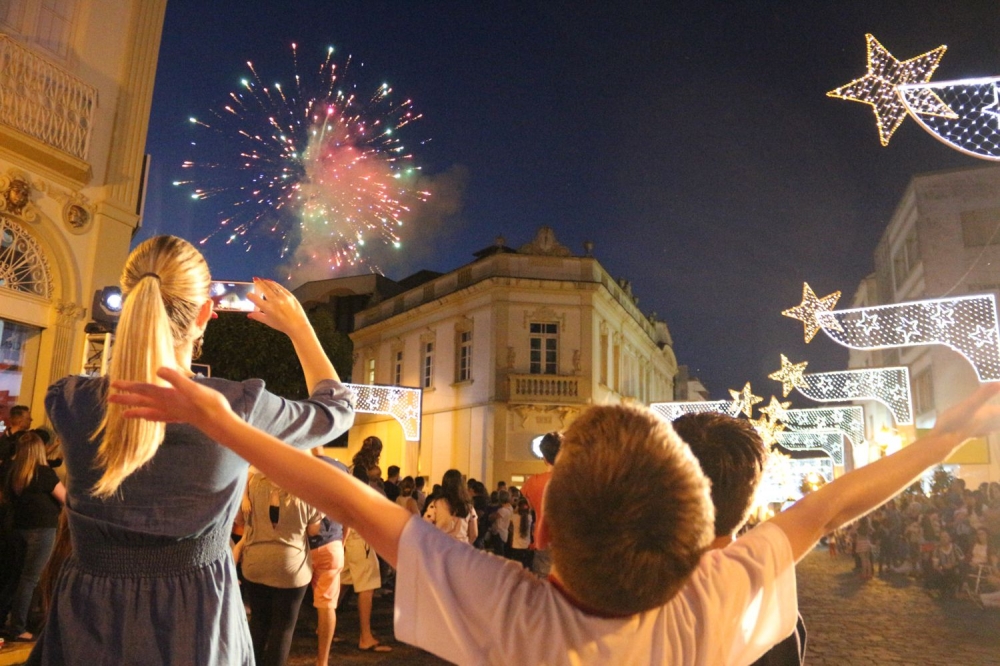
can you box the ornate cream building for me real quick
[0,1,167,425]
[342,228,678,486]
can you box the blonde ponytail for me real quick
[92,236,210,498]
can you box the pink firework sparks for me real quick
[178,43,430,272]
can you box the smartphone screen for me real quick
[210,281,255,312]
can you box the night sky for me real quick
[140,1,1000,398]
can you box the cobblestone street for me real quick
[798,547,1000,665]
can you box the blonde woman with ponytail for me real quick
[33,235,355,666]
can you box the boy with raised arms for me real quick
[111,370,1000,665]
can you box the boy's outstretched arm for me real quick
[109,367,412,565]
[770,383,1000,562]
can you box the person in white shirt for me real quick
[110,373,1000,666]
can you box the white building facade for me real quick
[346,228,678,486]
[0,0,167,426]
[852,165,1000,486]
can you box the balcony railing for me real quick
[508,373,585,404]
[0,35,97,161]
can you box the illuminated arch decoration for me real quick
[345,383,422,441]
[649,400,738,422]
[783,406,865,451]
[776,430,848,465]
[898,76,1000,161]
[788,456,835,483]
[797,367,914,426]
[0,217,52,298]
[814,294,1000,382]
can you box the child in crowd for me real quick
[110,371,1000,665]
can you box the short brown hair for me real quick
[546,404,713,615]
[673,412,767,538]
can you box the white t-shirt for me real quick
[394,518,797,665]
[492,504,513,538]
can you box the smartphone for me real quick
[209,281,255,312]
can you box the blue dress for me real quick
[29,375,355,666]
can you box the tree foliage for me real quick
[200,308,353,399]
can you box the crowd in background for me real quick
[0,401,558,665]
[833,475,1000,606]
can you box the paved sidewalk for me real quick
[287,590,445,665]
[797,548,1000,665]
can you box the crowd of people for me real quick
[5,234,1000,665]
[832,477,1000,605]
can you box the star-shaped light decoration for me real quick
[750,415,785,448]
[768,355,809,397]
[782,283,843,343]
[729,382,763,418]
[827,34,948,146]
[759,395,791,423]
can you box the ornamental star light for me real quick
[784,405,866,451]
[828,34,948,146]
[759,396,791,423]
[782,283,842,343]
[814,294,1000,382]
[768,354,809,397]
[346,383,423,441]
[898,76,1000,161]
[751,415,785,448]
[649,400,739,422]
[729,382,763,418]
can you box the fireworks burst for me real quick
[177,43,430,273]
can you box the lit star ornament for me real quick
[768,355,809,397]
[759,396,791,423]
[828,34,948,146]
[782,283,843,343]
[751,415,785,447]
[729,382,763,418]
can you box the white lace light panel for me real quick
[783,406,865,450]
[898,77,1000,161]
[345,384,421,441]
[758,452,836,505]
[817,295,1000,381]
[797,367,913,425]
[649,400,738,422]
[776,430,848,465]
[788,457,836,482]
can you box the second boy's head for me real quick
[673,412,768,540]
[543,404,714,616]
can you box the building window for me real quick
[529,323,558,375]
[0,319,41,413]
[393,350,403,385]
[456,330,472,382]
[961,208,1000,247]
[366,357,375,384]
[2,0,78,59]
[422,342,434,388]
[912,368,934,415]
[599,331,608,385]
[891,230,921,291]
[0,218,53,299]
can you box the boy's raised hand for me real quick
[931,382,1000,441]
[110,367,235,437]
[246,278,309,337]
